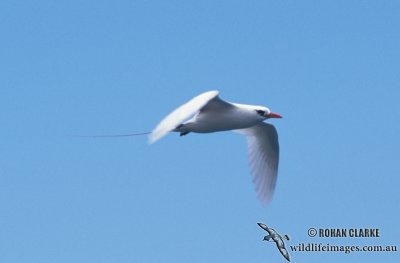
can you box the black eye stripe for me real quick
[256,110,265,116]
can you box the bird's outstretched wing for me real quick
[257,223,275,236]
[279,247,291,262]
[149,90,219,143]
[257,223,269,232]
[237,123,279,206]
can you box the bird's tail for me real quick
[73,131,151,138]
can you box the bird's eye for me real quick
[256,110,265,116]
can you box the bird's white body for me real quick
[149,91,281,207]
[177,103,266,134]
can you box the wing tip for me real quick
[198,90,219,101]
[210,90,219,95]
[258,191,274,207]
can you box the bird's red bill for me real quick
[266,112,283,119]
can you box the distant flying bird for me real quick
[257,223,291,262]
[149,91,282,206]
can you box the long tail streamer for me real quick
[74,132,151,138]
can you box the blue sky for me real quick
[1,0,399,262]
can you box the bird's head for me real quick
[262,235,271,241]
[255,107,283,120]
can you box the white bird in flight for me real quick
[149,90,282,206]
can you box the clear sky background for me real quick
[1,1,399,262]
